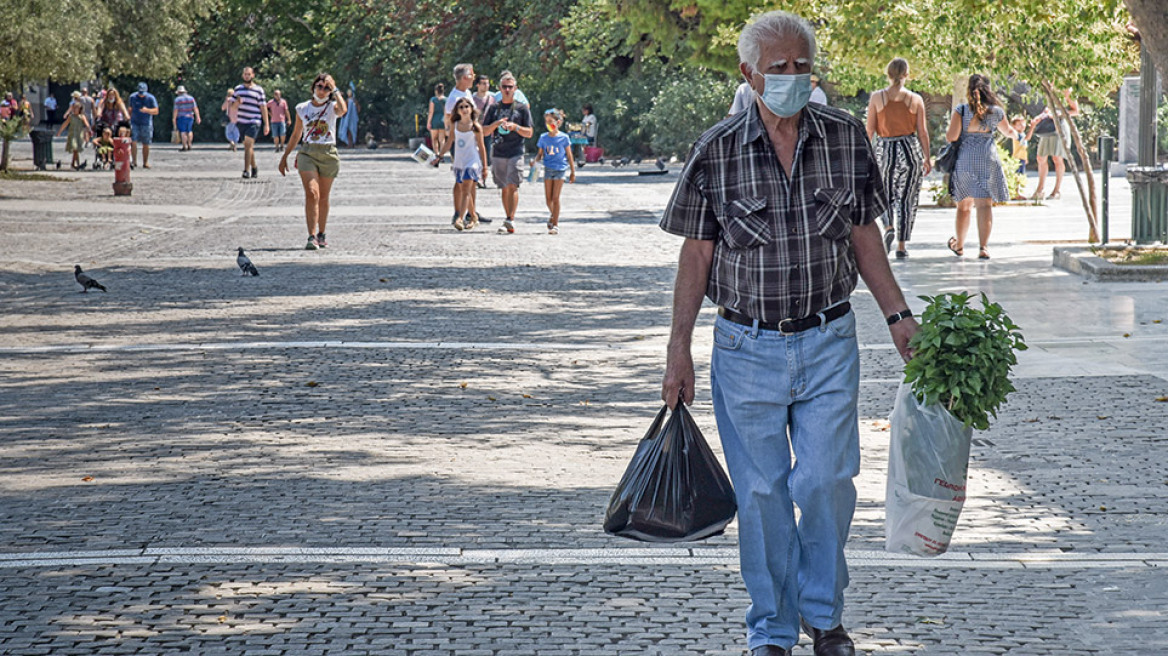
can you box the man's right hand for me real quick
[662,347,695,409]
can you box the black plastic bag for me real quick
[603,403,737,542]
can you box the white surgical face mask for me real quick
[757,73,813,118]
[313,91,330,103]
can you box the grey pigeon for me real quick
[236,247,259,276]
[74,265,107,292]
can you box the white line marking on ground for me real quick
[0,547,1162,570]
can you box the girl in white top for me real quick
[432,96,488,231]
[279,73,348,250]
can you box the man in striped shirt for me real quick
[230,67,270,178]
[172,86,200,152]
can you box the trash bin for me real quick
[1126,166,1168,244]
[30,128,54,170]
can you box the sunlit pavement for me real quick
[1,138,1165,654]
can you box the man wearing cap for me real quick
[79,88,96,133]
[173,86,200,152]
[129,82,159,168]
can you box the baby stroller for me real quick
[91,121,117,170]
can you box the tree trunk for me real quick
[0,139,8,172]
[1126,0,1168,81]
[1048,83,1100,234]
[1043,82,1099,242]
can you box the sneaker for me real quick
[503,218,515,234]
[883,227,895,254]
[242,169,251,179]
[547,222,559,235]
[316,232,328,248]
[453,217,465,231]
[475,213,492,224]
[305,235,319,250]
[251,167,258,179]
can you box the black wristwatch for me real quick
[886,309,914,325]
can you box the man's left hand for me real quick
[890,318,919,363]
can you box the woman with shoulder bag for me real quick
[945,74,1019,260]
[279,73,348,251]
[866,57,931,259]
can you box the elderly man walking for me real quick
[659,12,918,656]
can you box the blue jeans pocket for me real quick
[713,319,745,351]
[826,310,857,339]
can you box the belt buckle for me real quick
[777,317,797,335]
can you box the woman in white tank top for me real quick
[433,97,488,231]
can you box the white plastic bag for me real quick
[885,382,973,556]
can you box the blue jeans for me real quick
[710,307,860,650]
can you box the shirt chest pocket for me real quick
[813,187,855,242]
[717,196,772,250]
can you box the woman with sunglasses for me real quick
[279,73,348,250]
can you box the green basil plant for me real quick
[903,293,1027,431]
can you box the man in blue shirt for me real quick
[129,82,159,169]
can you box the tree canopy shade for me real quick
[0,0,214,87]
[615,0,1138,104]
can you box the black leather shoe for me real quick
[801,620,855,656]
[750,646,790,656]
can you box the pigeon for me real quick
[74,265,107,292]
[236,247,260,276]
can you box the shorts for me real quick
[1036,132,1067,159]
[176,116,194,134]
[491,155,524,188]
[454,164,481,183]
[296,143,340,178]
[225,123,239,143]
[238,122,260,141]
[545,167,568,181]
[271,121,286,139]
[130,123,153,144]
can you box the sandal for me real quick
[978,247,990,260]
[947,237,964,257]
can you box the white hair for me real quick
[737,11,817,73]
[452,63,473,81]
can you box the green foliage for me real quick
[994,141,1027,200]
[0,0,214,87]
[642,69,736,157]
[903,293,1027,431]
[613,0,1137,105]
[1075,102,1119,166]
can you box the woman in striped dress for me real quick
[944,74,1019,260]
[866,57,931,258]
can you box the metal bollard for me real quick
[1098,134,1114,244]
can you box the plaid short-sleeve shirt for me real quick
[660,101,888,323]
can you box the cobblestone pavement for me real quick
[1,139,1166,654]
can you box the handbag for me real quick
[934,105,965,174]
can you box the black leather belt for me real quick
[718,302,850,334]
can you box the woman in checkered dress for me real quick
[944,74,1020,260]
